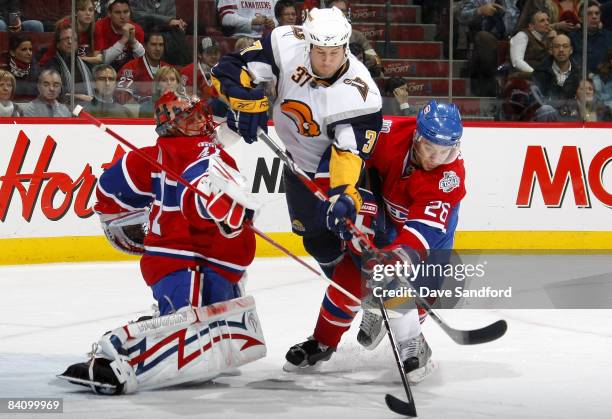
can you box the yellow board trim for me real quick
[1,231,611,265]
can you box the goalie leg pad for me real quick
[125,295,266,392]
[61,295,265,394]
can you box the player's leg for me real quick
[59,268,263,394]
[282,165,344,278]
[284,255,364,370]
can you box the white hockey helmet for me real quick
[302,7,351,48]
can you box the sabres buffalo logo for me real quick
[280,99,321,137]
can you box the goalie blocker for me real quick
[58,295,266,394]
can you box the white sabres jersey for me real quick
[245,26,383,173]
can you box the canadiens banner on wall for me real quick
[0,117,611,263]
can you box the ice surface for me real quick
[1,258,611,419]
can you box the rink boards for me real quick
[0,117,610,264]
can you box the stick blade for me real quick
[446,319,508,345]
[385,394,417,417]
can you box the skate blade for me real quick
[57,374,117,391]
[358,326,387,351]
[282,361,324,374]
[219,368,242,377]
[406,359,437,384]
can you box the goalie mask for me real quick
[154,91,217,137]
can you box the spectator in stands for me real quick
[569,1,612,73]
[602,0,612,30]
[180,37,228,117]
[130,0,190,65]
[234,36,255,52]
[0,33,40,101]
[518,0,582,34]
[22,69,71,117]
[217,0,275,38]
[0,1,44,32]
[381,76,415,116]
[44,26,95,104]
[349,42,366,64]
[116,32,169,104]
[180,37,219,99]
[533,34,581,109]
[40,1,103,68]
[275,0,298,26]
[327,0,383,77]
[95,0,145,71]
[84,63,132,117]
[592,46,612,110]
[498,74,560,121]
[0,70,23,116]
[558,77,612,120]
[510,10,556,73]
[459,0,522,97]
[138,65,182,117]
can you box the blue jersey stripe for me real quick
[99,156,153,209]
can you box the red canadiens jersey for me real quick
[116,57,170,104]
[94,17,145,69]
[366,118,466,258]
[95,136,256,286]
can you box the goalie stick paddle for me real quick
[256,128,508,346]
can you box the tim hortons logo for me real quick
[0,131,117,222]
[516,145,612,208]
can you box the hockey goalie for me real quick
[58,91,266,394]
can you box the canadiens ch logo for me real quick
[439,171,460,193]
[343,77,369,101]
[280,99,321,137]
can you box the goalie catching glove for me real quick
[197,156,262,236]
[100,210,148,255]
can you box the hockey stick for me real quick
[256,129,508,346]
[257,129,417,416]
[72,106,361,306]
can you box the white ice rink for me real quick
[1,257,611,419]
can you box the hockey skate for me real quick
[58,356,123,395]
[357,309,387,350]
[399,333,435,383]
[283,337,335,372]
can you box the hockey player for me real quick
[284,100,465,383]
[58,91,266,394]
[211,6,383,280]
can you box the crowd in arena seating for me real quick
[457,0,612,121]
[0,0,610,121]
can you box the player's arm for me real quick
[94,150,155,254]
[210,33,277,109]
[177,152,261,236]
[322,111,383,240]
[210,32,280,142]
[394,178,466,260]
[95,150,155,215]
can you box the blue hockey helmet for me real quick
[416,100,463,146]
